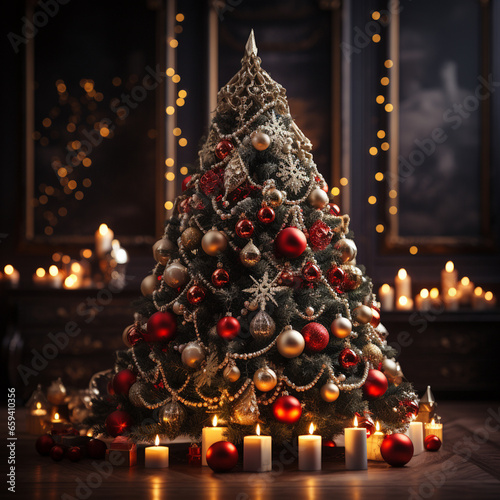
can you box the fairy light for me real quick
[430,288,439,299]
[377,130,386,139]
[485,291,493,301]
[180,166,188,175]
[461,277,470,286]
[389,206,398,215]
[164,201,174,210]
[385,60,393,68]
[409,246,418,255]
[166,106,175,115]
[368,196,377,205]
[398,269,407,280]
[376,95,385,104]
[165,172,175,181]
[376,224,384,233]
[389,189,397,198]
[399,296,408,307]
[381,142,390,151]
[372,34,381,43]
[331,187,340,196]
[381,77,390,86]
[445,261,454,273]
[48,265,59,277]
[166,68,175,77]
[369,147,378,156]
[372,11,380,20]
[420,289,429,299]
[165,158,174,167]
[385,103,394,112]
[36,268,46,278]
[375,172,384,181]
[381,284,391,294]
[340,177,348,186]
[474,287,483,296]
[448,287,457,297]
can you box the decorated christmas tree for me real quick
[89,32,418,445]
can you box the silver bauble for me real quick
[331,317,352,339]
[201,230,228,256]
[308,187,329,209]
[250,130,271,151]
[122,324,134,347]
[249,310,276,340]
[159,399,186,426]
[352,305,373,324]
[334,238,357,263]
[362,343,384,365]
[253,367,278,392]
[181,226,203,250]
[265,188,283,207]
[277,329,305,358]
[223,364,241,383]
[320,382,340,402]
[240,241,261,267]
[128,381,147,407]
[140,274,157,296]
[153,238,176,265]
[163,262,189,288]
[181,342,205,368]
[172,301,185,315]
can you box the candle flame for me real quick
[430,288,439,299]
[485,291,493,301]
[474,287,483,296]
[54,413,60,420]
[49,265,59,277]
[71,262,81,273]
[398,268,407,280]
[309,423,315,435]
[4,265,14,275]
[445,261,454,273]
[448,287,457,297]
[431,418,435,425]
[381,284,391,293]
[99,223,109,235]
[87,430,93,437]
[36,402,41,410]
[155,435,160,446]
[420,288,429,299]
[461,277,470,286]
[376,421,380,432]
[353,415,358,427]
[36,268,46,278]
[256,424,261,436]
[212,415,218,427]
[398,296,408,306]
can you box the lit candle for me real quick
[202,416,228,466]
[424,418,443,442]
[243,424,272,472]
[444,287,460,311]
[406,421,424,455]
[429,287,441,308]
[415,289,432,311]
[397,295,413,311]
[345,416,367,470]
[298,423,321,471]
[145,435,169,468]
[367,421,384,461]
[457,277,474,306]
[484,291,496,309]
[441,261,457,297]
[64,274,80,289]
[33,268,48,286]
[95,224,114,258]
[47,265,63,288]
[50,412,67,431]
[3,265,20,288]
[26,402,48,434]
[472,287,488,310]
[378,284,394,311]
[395,268,412,306]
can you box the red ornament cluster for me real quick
[308,220,333,250]
[235,218,254,238]
[327,265,345,292]
[200,167,224,196]
[339,347,359,368]
[105,410,133,437]
[302,262,321,282]
[187,285,206,305]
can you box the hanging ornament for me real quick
[181,175,191,191]
[257,205,275,224]
[47,377,67,405]
[240,240,261,267]
[277,329,305,358]
[200,167,224,196]
[249,310,276,340]
[331,316,352,339]
[301,322,329,352]
[211,268,230,287]
[308,187,329,209]
[320,381,340,402]
[105,410,133,437]
[339,348,359,368]
[272,395,302,424]
[352,305,373,324]
[223,363,241,383]
[112,369,136,396]
[202,230,228,256]
[424,435,442,452]
[231,386,260,425]
[163,262,189,288]
[362,344,384,365]
[187,285,206,305]
[181,342,205,368]
[341,265,363,291]
[370,307,381,328]
[264,187,283,207]
[308,220,333,250]
[363,369,388,399]
[380,434,414,467]
[172,301,185,315]
[128,382,147,407]
[223,153,248,196]
[328,203,341,216]
[278,270,295,287]
[215,139,234,160]
[159,399,186,426]
[250,130,271,151]
[327,265,345,292]
[217,316,241,340]
[181,227,203,250]
[235,218,255,238]
[153,238,176,266]
[140,274,157,296]
[206,441,239,472]
[404,400,420,419]
[253,367,278,392]
[275,227,307,259]
[334,238,357,264]
[145,311,177,342]
[302,262,321,282]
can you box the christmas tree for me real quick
[89,32,418,444]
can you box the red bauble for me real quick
[182,175,191,191]
[235,219,254,238]
[381,434,414,466]
[279,270,295,287]
[145,311,177,343]
[327,266,345,291]
[105,410,133,437]
[323,439,336,448]
[211,268,230,287]
[309,220,333,250]
[339,348,359,368]
[301,322,329,352]
[302,262,322,282]
[217,316,241,340]
[275,227,307,259]
[50,445,65,462]
[363,369,388,399]
[272,395,302,424]
[257,206,275,224]
[206,441,239,472]
[67,446,82,462]
[87,438,107,459]
[370,308,381,328]
[424,435,442,452]
[215,140,234,160]
[35,434,55,456]
[187,285,206,305]
[113,369,137,396]
[200,167,224,196]
[328,203,341,216]
[126,325,144,346]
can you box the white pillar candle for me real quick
[429,288,441,308]
[424,419,443,442]
[345,416,367,470]
[444,287,460,311]
[298,423,321,471]
[415,289,432,311]
[441,261,457,297]
[145,435,169,468]
[457,277,474,306]
[406,421,424,455]
[95,224,114,258]
[396,295,413,311]
[367,421,384,461]
[484,291,496,309]
[202,416,228,466]
[378,284,394,311]
[472,287,488,310]
[33,268,48,286]
[244,424,272,472]
[395,268,412,302]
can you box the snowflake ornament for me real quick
[276,155,310,195]
[243,271,288,310]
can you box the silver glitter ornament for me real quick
[159,399,186,426]
[250,310,276,340]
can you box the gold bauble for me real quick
[240,241,261,267]
[181,342,205,368]
[320,382,340,402]
[159,400,186,426]
[153,238,176,265]
[362,343,384,365]
[277,329,305,358]
[163,262,189,288]
[172,301,185,315]
[223,364,241,383]
[250,130,271,151]
[122,324,134,347]
[307,187,329,209]
[253,367,278,392]
[140,274,157,296]
[331,316,352,339]
[334,238,357,264]
[265,188,283,207]
[201,230,228,256]
[181,227,203,250]
[250,310,275,340]
[128,382,147,407]
[340,265,363,291]
[231,386,260,425]
[352,305,373,324]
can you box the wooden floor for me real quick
[5,402,500,500]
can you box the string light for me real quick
[164,201,174,210]
[372,11,380,20]
[389,189,397,198]
[377,130,386,139]
[375,172,384,181]
[485,291,493,301]
[369,147,378,156]
[474,287,483,296]
[368,196,377,204]
[430,288,439,299]
[178,138,188,147]
[384,60,393,68]
[176,13,184,22]
[340,177,348,186]
[376,224,384,233]
[384,103,393,112]
[173,127,182,136]
[331,187,340,196]
[169,39,179,48]
[389,206,398,215]
[381,142,390,151]
[461,277,470,286]
[381,77,390,86]
[172,75,181,83]
[165,172,175,181]
[180,166,188,175]
[409,246,418,255]
[165,158,174,167]
[372,34,381,43]
[376,95,385,104]
[166,68,175,77]
[166,106,175,115]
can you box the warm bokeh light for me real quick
[474,287,483,296]
[385,103,394,112]
[381,142,390,151]
[448,287,457,297]
[381,77,390,86]
[164,201,174,210]
[376,95,385,104]
[36,268,46,278]
[331,187,340,196]
[165,172,175,181]
[4,265,14,275]
[485,291,493,301]
[461,277,470,286]
[372,34,381,43]
[166,106,175,115]
[54,413,60,420]
[369,146,378,156]
[368,196,377,204]
[166,68,175,77]
[389,189,397,198]
[180,166,188,175]
[430,288,439,299]
[100,127,110,137]
[62,255,71,264]
[445,261,454,273]
[178,138,188,147]
[178,90,187,98]
[71,262,81,273]
[384,60,393,68]
[375,172,384,181]
[377,130,386,139]
[99,224,109,236]
[176,13,184,22]
[49,265,59,277]
[376,224,384,233]
[420,288,429,299]
[389,206,398,215]
[409,246,418,255]
[173,127,182,136]
[165,158,174,167]
[82,249,92,259]
[399,296,408,306]
[372,11,380,20]
[169,39,179,48]
[398,268,407,280]
[381,284,391,293]
[340,177,348,186]
[172,75,181,83]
